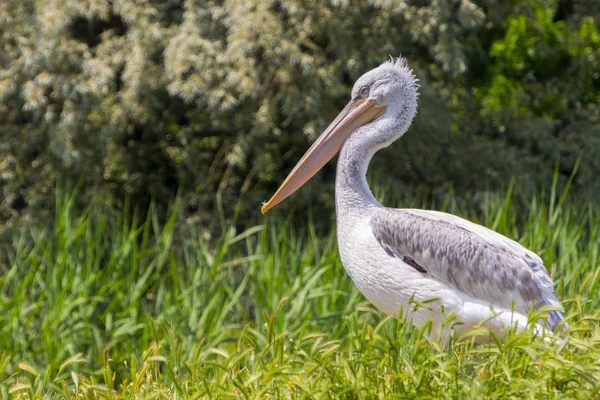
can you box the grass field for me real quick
[1,185,599,399]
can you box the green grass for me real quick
[1,187,599,399]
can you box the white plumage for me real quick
[262,58,565,344]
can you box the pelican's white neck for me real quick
[334,111,412,219]
[334,133,380,218]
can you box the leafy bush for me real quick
[1,1,599,234]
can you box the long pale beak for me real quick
[261,98,385,214]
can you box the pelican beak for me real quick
[261,98,385,214]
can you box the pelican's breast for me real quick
[335,213,456,317]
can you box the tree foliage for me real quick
[1,0,599,233]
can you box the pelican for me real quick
[261,58,565,343]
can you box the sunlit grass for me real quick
[1,186,599,399]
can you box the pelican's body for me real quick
[262,58,565,343]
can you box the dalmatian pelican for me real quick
[261,58,565,343]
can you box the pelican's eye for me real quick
[358,86,369,97]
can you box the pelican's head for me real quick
[261,57,419,214]
[352,57,418,125]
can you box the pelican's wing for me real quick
[370,208,565,329]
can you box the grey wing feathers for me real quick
[371,208,565,331]
[377,238,427,273]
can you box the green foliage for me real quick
[490,5,567,78]
[472,1,600,213]
[481,2,600,118]
[0,1,599,233]
[1,189,599,398]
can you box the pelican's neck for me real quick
[335,131,382,220]
[335,112,411,220]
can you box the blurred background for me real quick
[1,0,599,236]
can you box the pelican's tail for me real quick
[539,299,567,332]
[548,310,567,332]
